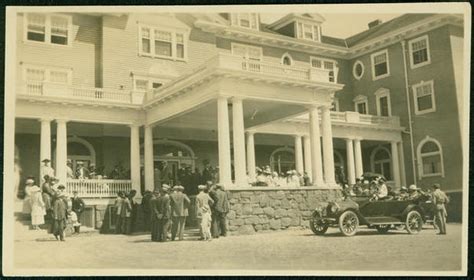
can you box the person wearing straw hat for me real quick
[407,184,422,200]
[211,183,230,238]
[40,159,55,185]
[30,183,46,230]
[75,161,90,180]
[150,189,161,242]
[431,183,450,235]
[170,185,190,241]
[66,159,75,179]
[22,177,36,215]
[196,185,214,240]
[52,189,68,241]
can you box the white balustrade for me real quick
[329,111,400,127]
[66,179,132,198]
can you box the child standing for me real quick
[200,204,212,241]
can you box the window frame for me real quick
[23,13,73,47]
[231,42,263,61]
[416,136,445,179]
[374,88,392,117]
[331,97,340,112]
[370,49,390,80]
[230,13,260,31]
[412,80,436,115]
[22,63,73,85]
[138,23,188,61]
[408,35,431,69]
[132,74,168,92]
[353,95,369,114]
[281,52,293,66]
[352,60,364,80]
[310,56,338,82]
[295,20,321,42]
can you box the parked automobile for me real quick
[310,194,430,237]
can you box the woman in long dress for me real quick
[22,178,35,215]
[30,185,46,230]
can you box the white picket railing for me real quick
[330,111,400,126]
[71,86,131,103]
[66,179,132,198]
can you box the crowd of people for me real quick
[138,180,229,242]
[21,173,85,241]
[248,166,311,187]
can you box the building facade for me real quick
[13,12,464,228]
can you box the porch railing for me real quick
[19,82,145,105]
[66,179,132,198]
[330,111,400,126]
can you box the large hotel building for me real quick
[12,11,465,230]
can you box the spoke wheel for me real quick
[405,210,423,234]
[310,212,328,235]
[376,225,391,234]
[338,210,359,237]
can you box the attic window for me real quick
[231,13,259,30]
[296,21,320,42]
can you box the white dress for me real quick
[30,188,46,226]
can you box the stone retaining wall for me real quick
[226,187,343,235]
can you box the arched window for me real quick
[270,147,295,174]
[53,136,96,172]
[370,146,392,180]
[417,136,444,178]
[281,53,293,66]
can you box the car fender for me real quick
[401,204,426,222]
[336,208,369,225]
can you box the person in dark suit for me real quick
[170,185,191,241]
[212,183,230,238]
[71,191,85,227]
[160,161,172,185]
[156,185,171,242]
[52,192,68,241]
[150,190,160,241]
[120,195,132,234]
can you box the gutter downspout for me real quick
[400,40,417,185]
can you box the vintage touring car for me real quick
[309,194,430,237]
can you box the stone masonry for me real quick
[226,188,343,235]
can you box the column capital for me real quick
[55,119,69,124]
[246,130,256,136]
[391,140,401,145]
[217,95,230,101]
[129,123,141,128]
[39,118,53,123]
[231,96,244,103]
[294,134,303,139]
[306,103,322,110]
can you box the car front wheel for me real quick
[338,210,359,237]
[405,210,423,234]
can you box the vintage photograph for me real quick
[2,3,470,276]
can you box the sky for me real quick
[260,14,401,39]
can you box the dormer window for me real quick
[296,21,320,42]
[231,13,259,30]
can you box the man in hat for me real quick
[431,184,450,235]
[52,185,68,241]
[66,159,74,179]
[170,185,191,241]
[71,191,85,231]
[76,161,90,179]
[40,159,55,185]
[408,184,421,200]
[398,186,409,200]
[211,183,230,238]
[156,185,171,242]
[374,177,388,200]
[160,161,172,186]
[196,184,214,239]
[150,189,161,241]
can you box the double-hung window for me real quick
[371,49,390,80]
[374,88,391,117]
[409,35,431,68]
[25,13,72,46]
[310,57,337,82]
[353,95,368,114]
[231,43,263,72]
[138,24,187,60]
[413,80,436,115]
[296,21,320,42]
[24,65,71,84]
[230,13,259,30]
[417,137,444,178]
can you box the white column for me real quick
[55,119,68,185]
[321,106,336,185]
[294,135,304,174]
[345,138,356,185]
[391,141,401,189]
[232,97,247,186]
[398,142,407,187]
[144,125,154,192]
[303,135,312,182]
[354,138,363,178]
[217,96,232,186]
[39,118,52,181]
[130,124,141,196]
[309,106,324,185]
[246,131,256,180]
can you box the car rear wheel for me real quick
[405,210,423,234]
[338,210,359,237]
[376,225,391,234]
[310,212,329,235]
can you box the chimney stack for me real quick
[368,19,382,29]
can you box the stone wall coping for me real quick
[225,186,342,191]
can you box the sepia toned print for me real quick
[3,3,470,276]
